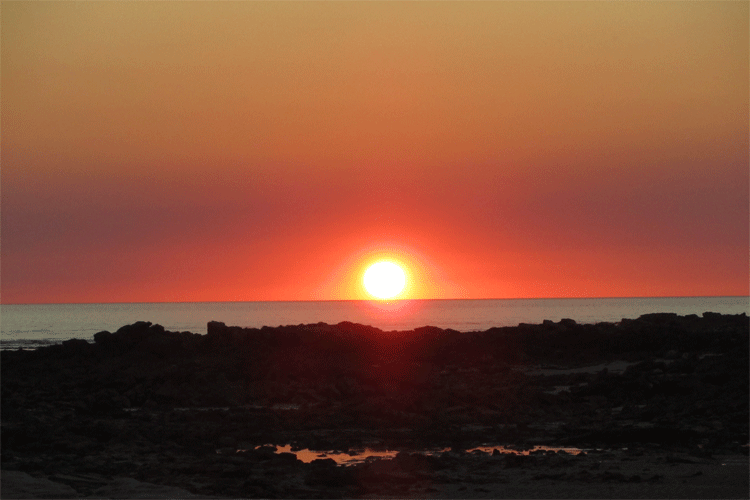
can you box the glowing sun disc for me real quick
[363,261,406,299]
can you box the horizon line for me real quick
[2,295,748,307]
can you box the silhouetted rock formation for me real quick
[2,313,747,498]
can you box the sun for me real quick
[363,261,407,299]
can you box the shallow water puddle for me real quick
[255,445,400,465]
[466,445,587,456]
[253,444,587,465]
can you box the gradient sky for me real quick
[2,1,748,303]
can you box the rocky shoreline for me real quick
[2,312,748,498]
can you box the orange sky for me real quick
[2,1,748,303]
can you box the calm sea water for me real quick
[1,297,747,350]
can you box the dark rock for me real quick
[638,313,678,324]
[93,331,112,343]
[503,454,535,468]
[2,314,748,498]
[0,471,78,499]
[61,338,90,353]
[309,458,337,468]
[559,318,577,328]
[91,477,205,499]
[207,321,227,337]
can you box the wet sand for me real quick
[2,312,747,498]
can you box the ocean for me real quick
[1,297,747,351]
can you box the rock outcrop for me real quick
[1,313,747,498]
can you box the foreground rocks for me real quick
[2,312,748,498]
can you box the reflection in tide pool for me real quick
[257,444,587,465]
[467,445,587,456]
[257,445,399,465]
